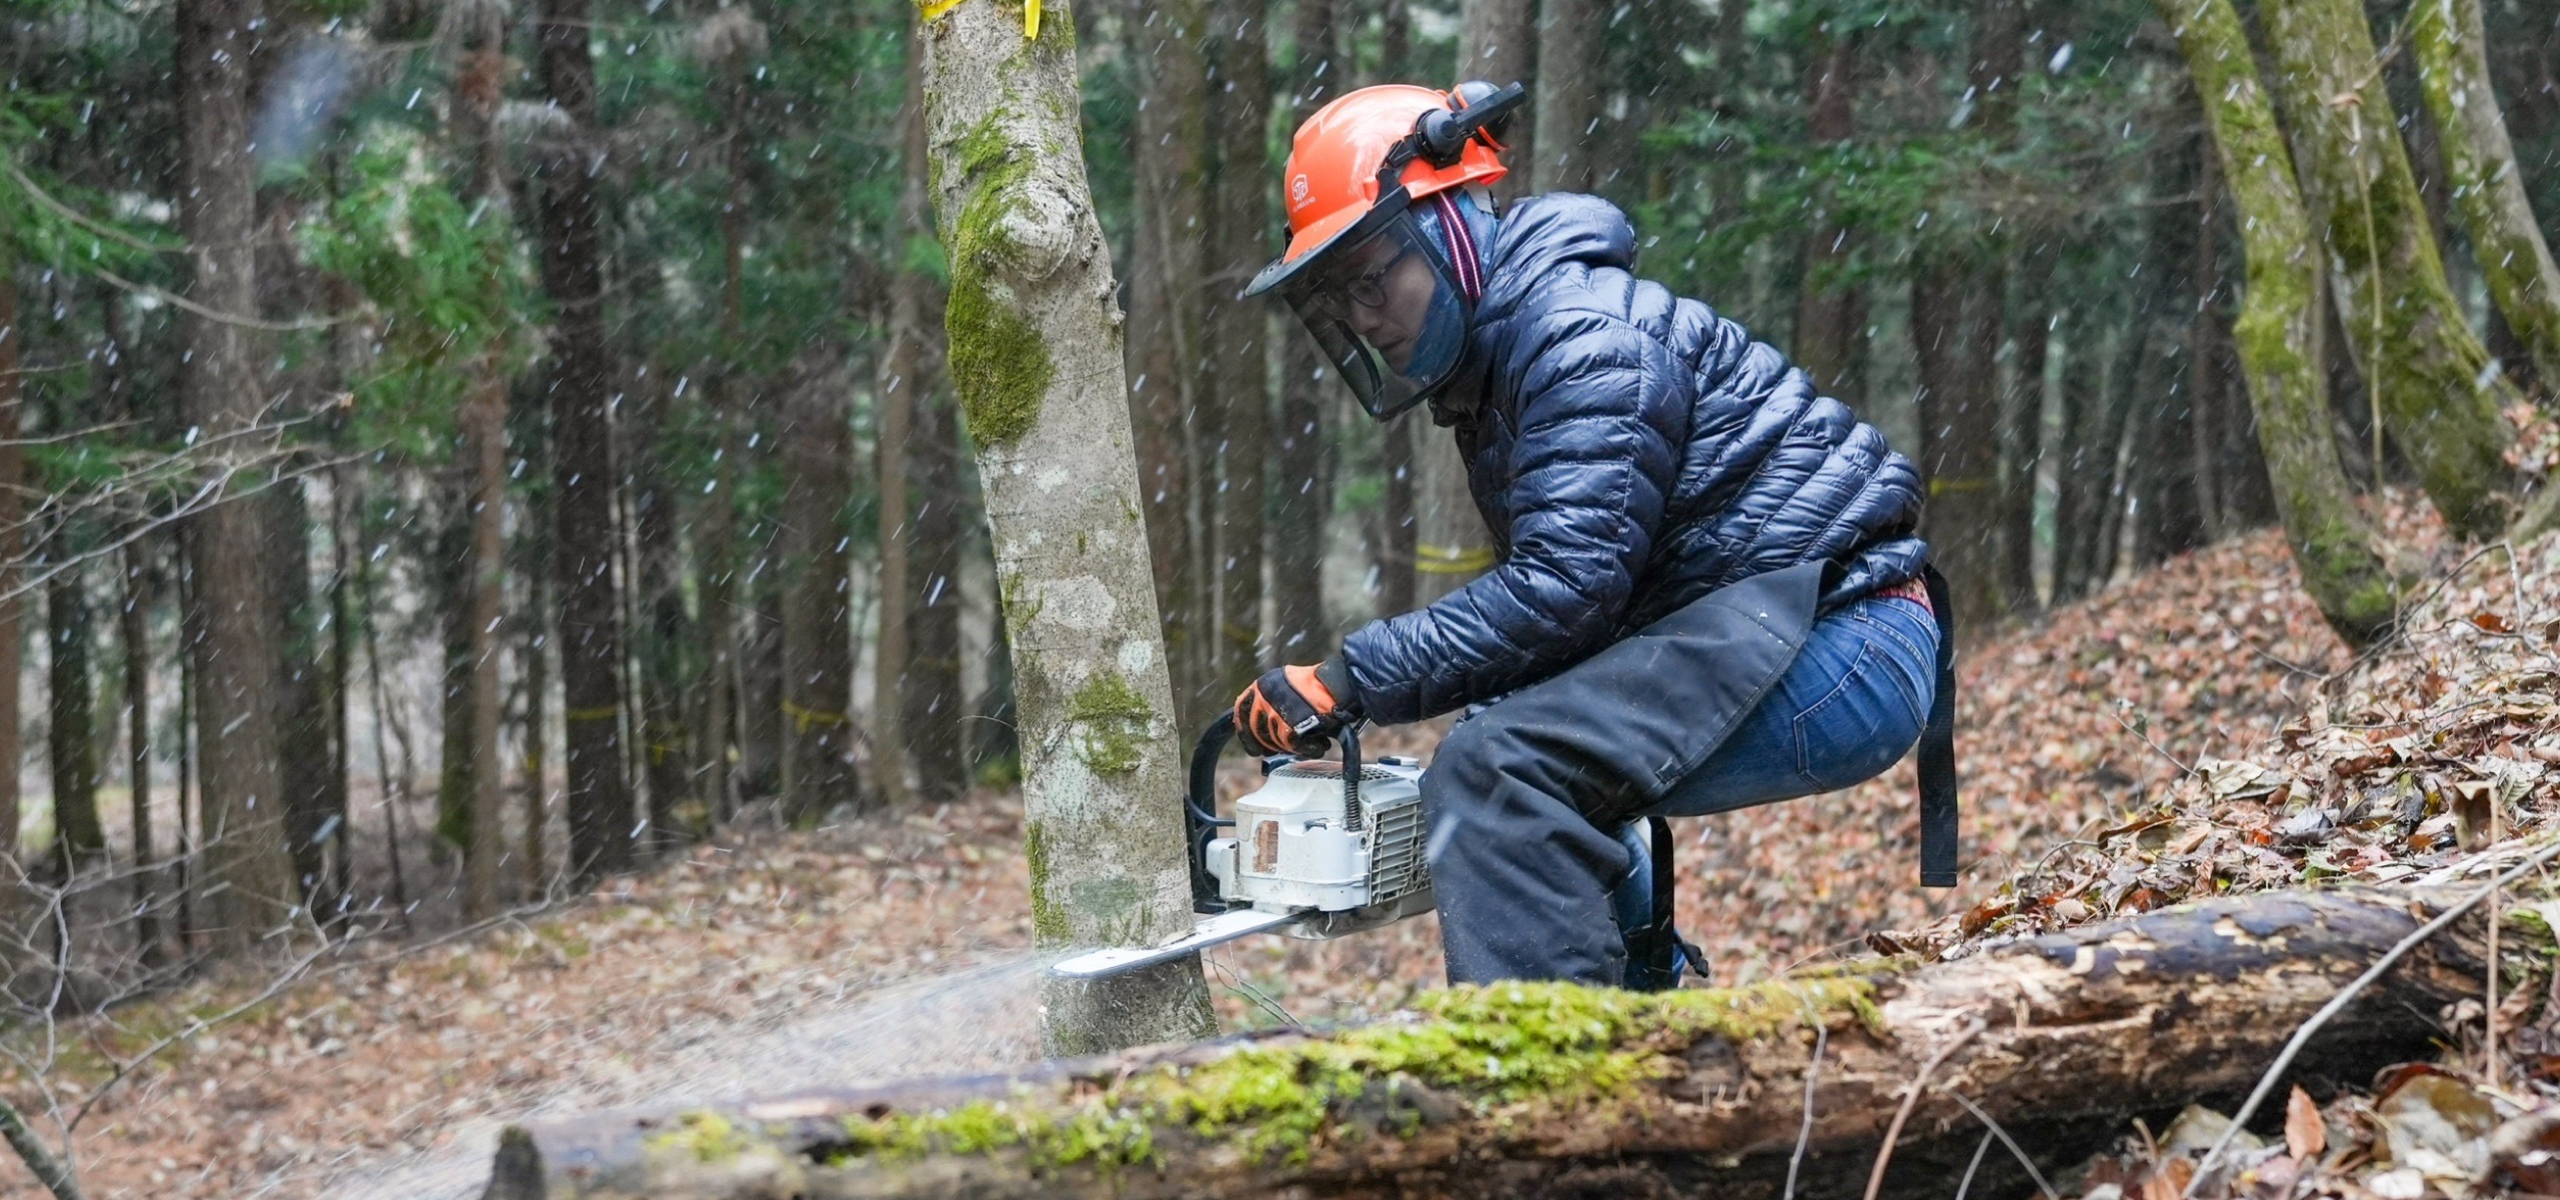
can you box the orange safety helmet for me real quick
[1270,84,1513,274]
[1247,81,1525,419]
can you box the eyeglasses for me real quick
[1340,245,1417,310]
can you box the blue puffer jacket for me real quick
[1340,194,1930,724]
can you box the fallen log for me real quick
[482,887,2529,1200]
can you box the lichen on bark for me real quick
[944,111,1053,446]
[2159,0,2405,644]
[918,0,1212,1053]
[2260,0,2520,541]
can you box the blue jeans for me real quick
[1657,593,1939,815]
[1426,590,1941,986]
[1606,596,1939,950]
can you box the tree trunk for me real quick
[1531,0,1600,193]
[1378,415,1416,615]
[2261,0,2519,541]
[916,0,1215,1055]
[698,41,753,829]
[267,482,338,914]
[1126,0,1213,730]
[1912,256,2001,622]
[436,498,478,862]
[519,481,555,895]
[1271,0,1337,661]
[2048,295,2102,603]
[537,0,635,885]
[45,549,102,871]
[1207,0,1272,697]
[0,252,20,871]
[485,887,2506,1200]
[458,6,515,917]
[906,375,969,807]
[2190,147,2228,541]
[2160,0,2400,644]
[178,0,300,953]
[875,52,923,812]
[777,361,861,823]
[634,385,695,850]
[2130,127,2208,567]
[2412,0,2560,392]
[121,541,159,964]
[739,579,784,801]
[2003,249,2049,610]
[1792,22,1862,401]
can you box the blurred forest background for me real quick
[0,0,2553,1030]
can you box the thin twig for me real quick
[91,268,342,331]
[2107,705,2196,776]
[2185,836,2560,1196]
[1952,1130,1995,1200]
[1946,1089,2059,1199]
[1783,1020,1829,1200]
[2490,801,2503,1089]
[5,161,177,256]
[1863,1021,1983,1200]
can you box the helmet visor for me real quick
[1268,210,1472,421]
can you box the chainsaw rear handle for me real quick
[1183,711,1366,914]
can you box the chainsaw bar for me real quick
[1049,908,1300,979]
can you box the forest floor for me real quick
[24,498,2560,1200]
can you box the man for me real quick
[1230,82,1958,989]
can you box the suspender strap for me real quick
[1916,566,1961,887]
[1649,815,1677,933]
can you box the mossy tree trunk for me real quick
[2158,0,2402,644]
[916,0,1215,1055]
[481,887,2510,1200]
[2261,0,2520,541]
[2412,0,2560,394]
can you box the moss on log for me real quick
[483,888,2508,1200]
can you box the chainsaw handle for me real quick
[1186,712,1238,830]
[1339,722,1364,833]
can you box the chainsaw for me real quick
[1050,713,1437,980]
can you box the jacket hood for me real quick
[1479,194,1639,316]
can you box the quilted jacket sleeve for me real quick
[1339,300,1692,724]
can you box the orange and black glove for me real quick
[1233,660,1358,757]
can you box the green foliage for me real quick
[306,127,535,461]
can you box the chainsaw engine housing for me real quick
[1203,754,1434,936]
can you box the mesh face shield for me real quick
[1254,205,1475,422]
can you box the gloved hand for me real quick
[1234,660,1357,756]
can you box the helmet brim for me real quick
[1244,186,1415,300]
